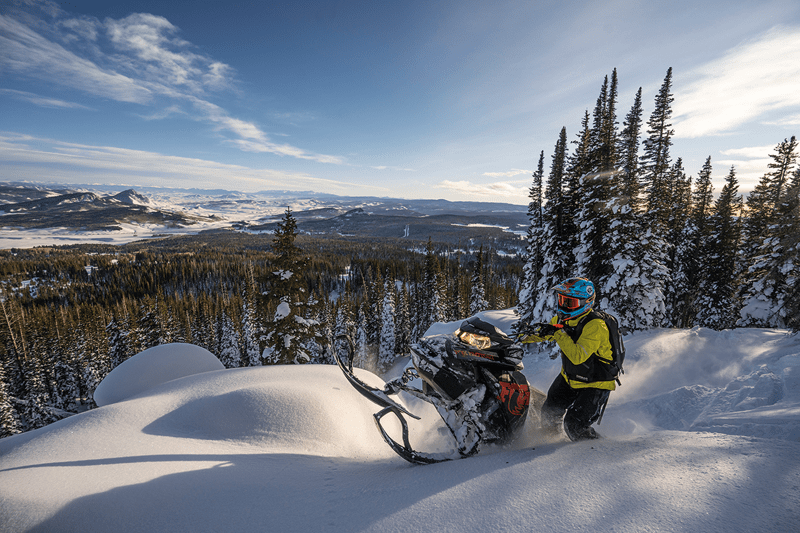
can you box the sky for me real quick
[1,312,799,531]
[2,0,800,204]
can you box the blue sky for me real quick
[2,0,800,204]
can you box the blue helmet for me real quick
[551,277,596,320]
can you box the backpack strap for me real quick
[563,310,599,344]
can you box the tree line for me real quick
[0,230,518,436]
[518,67,799,334]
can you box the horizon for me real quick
[2,1,800,204]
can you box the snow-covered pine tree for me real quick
[641,67,675,233]
[602,86,647,328]
[395,284,411,355]
[671,157,715,327]
[775,168,800,331]
[217,309,241,369]
[576,72,620,291]
[0,361,20,437]
[378,277,397,372]
[241,262,262,367]
[367,269,384,348]
[695,166,743,329]
[740,138,799,327]
[663,161,693,327]
[531,127,575,321]
[105,315,129,369]
[626,68,675,328]
[354,303,374,371]
[23,354,57,430]
[517,150,545,327]
[261,207,318,365]
[469,246,489,316]
[136,299,161,351]
[422,238,446,332]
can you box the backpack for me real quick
[566,308,626,384]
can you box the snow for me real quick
[2,310,800,532]
[93,344,225,407]
[274,301,291,320]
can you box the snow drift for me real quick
[1,311,799,532]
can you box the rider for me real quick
[520,277,615,441]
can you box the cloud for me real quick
[437,179,528,201]
[482,168,532,179]
[673,26,800,138]
[719,145,777,159]
[0,14,152,103]
[0,8,343,164]
[762,113,800,127]
[0,132,375,193]
[0,88,90,109]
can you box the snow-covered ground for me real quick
[1,310,799,532]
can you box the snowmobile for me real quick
[333,317,546,464]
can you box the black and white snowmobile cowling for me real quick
[332,318,544,465]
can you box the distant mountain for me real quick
[0,181,529,251]
[0,184,203,231]
[111,189,151,206]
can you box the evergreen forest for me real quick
[2,67,799,438]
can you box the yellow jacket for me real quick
[523,311,616,391]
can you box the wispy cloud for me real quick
[0,88,90,109]
[482,169,531,179]
[371,165,415,172]
[0,7,343,164]
[673,26,800,138]
[437,179,528,201]
[762,113,800,127]
[0,132,376,193]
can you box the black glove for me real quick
[532,322,560,338]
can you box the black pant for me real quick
[541,374,610,440]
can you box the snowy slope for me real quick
[1,311,799,532]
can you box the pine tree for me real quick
[740,138,799,327]
[602,88,648,328]
[395,284,411,355]
[641,67,675,234]
[0,361,21,437]
[696,166,743,329]
[421,238,446,332]
[575,72,620,288]
[469,246,488,316]
[775,168,800,331]
[531,127,574,321]
[518,150,545,326]
[262,207,318,364]
[241,262,262,367]
[23,355,57,430]
[217,309,241,368]
[671,157,715,327]
[378,277,397,372]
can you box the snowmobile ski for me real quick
[373,406,451,465]
[332,336,419,420]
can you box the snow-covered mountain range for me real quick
[0,182,528,250]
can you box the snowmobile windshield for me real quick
[457,329,492,350]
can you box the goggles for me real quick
[557,293,582,310]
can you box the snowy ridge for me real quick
[1,311,799,532]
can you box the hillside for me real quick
[0,182,527,250]
[1,312,798,532]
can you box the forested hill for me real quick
[0,231,520,436]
